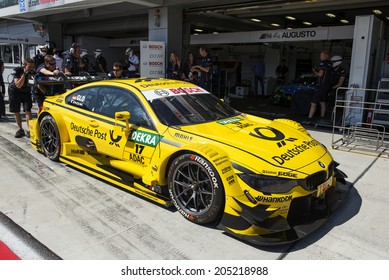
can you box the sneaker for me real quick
[302,118,314,126]
[15,129,25,138]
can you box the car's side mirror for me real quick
[115,111,131,133]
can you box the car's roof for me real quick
[96,78,210,101]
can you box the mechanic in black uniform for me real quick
[63,43,82,76]
[35,55,66,113]
[107,62,126,79]
[8,58,35,138]
[94,49,107,74]
[0,58,5,119]
[329,56,347,106]
[305,50,333,124]
[192,46,213,92]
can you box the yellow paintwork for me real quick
[29,78,338,242]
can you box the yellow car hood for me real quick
[174,115,327,170]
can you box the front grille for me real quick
[300,171,327,190]
[298,160,334,191]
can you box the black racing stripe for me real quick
[60,156,170,201]
[60,155,127,184]
[45,100,124,127]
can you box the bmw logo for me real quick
[154,89,169,96]
[318,161,325,168]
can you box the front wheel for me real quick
[40,115,61,161]
[168,153,224,224]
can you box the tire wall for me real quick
[38,111,70,144]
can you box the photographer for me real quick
[8,58,35,138]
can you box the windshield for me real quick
[150,93,239,126]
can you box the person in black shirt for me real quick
[166,52,181,80]
[192,46,212,91]
[107,62,126,79]
[275,59,288,82]
[33,45,47,69]
[63,43,82,76]
[94,49,107,73]
[306,50,333,123]
[181,52,197,82]
[0,58,5,118]
[35,55,66,113]
[8,58,35,138]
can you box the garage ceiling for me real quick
[4,0,389,38]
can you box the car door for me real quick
[65,85,158,167]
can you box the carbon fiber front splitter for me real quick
[218,180,352,246]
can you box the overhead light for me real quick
[340,19,349,24]
[285,16,296,20]
[271,23,280,27]
[193,33,199,36]
[287,27,293,30]
[212,32,219,34]
[303,21,312,26]
[251,18,261,22]
[326,13,336,18]
[194,28,203,32]
[387,17,389,21]
[373,9,382,15]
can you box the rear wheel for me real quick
[40,115,61,161]
[168,154,224,224]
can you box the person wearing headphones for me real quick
[63,43,83,76]
[94,49,107,73]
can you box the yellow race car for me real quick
[29,78,350,245]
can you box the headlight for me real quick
[239,174,299,194]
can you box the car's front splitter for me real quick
[217,180,352,245]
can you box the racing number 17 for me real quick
[135,144,145,154]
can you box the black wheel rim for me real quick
[172,161,214,214]
[41,121,59,156]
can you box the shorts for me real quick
[9,92,33,113]
[311,87,330,104]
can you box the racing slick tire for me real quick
[39,115,61,161]
[168,153,224,225]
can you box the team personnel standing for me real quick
[8,58,35,138]
[35,55,66,113]
[166,52,181,80]
[94,49,107,73]
[52,48,63,71]
[305,50,333,123]
[63,43,82,76]
[275,59,288,83]
[34,45,47,68]
[251,55,265,96]
[0,58,5,119]
[181,52,197,82]
[107,62,125,79]
[328,55,347,116]
[192,46,212,91]
[125,47,140,77]
[79,49,90,73]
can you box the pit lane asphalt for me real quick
[0,98,388,260]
